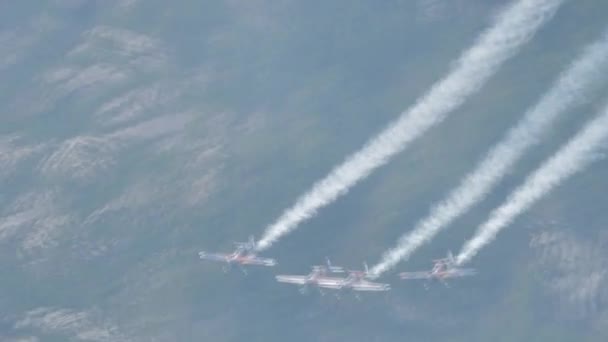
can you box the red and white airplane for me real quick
[275,258,346,294]
[399,251,476,287]
[198,236,277,274]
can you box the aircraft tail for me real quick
[447,250,456,265]
[325,257,345,273]
[233,235,256,252]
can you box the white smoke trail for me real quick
[369,28,608,277]
[255,0,565,251]
[456,102,608,265]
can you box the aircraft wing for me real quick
[276,275,309,285]
[316,278,346,290]
[351,281,390,292]
[446,268,477,277]
[399,271,433,280]
[239,257,277,266]
[198,252,228,262]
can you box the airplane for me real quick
[275,258,346,294]
[398,251,476,288]
[198,236,277,274]
[316,263,391,299]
